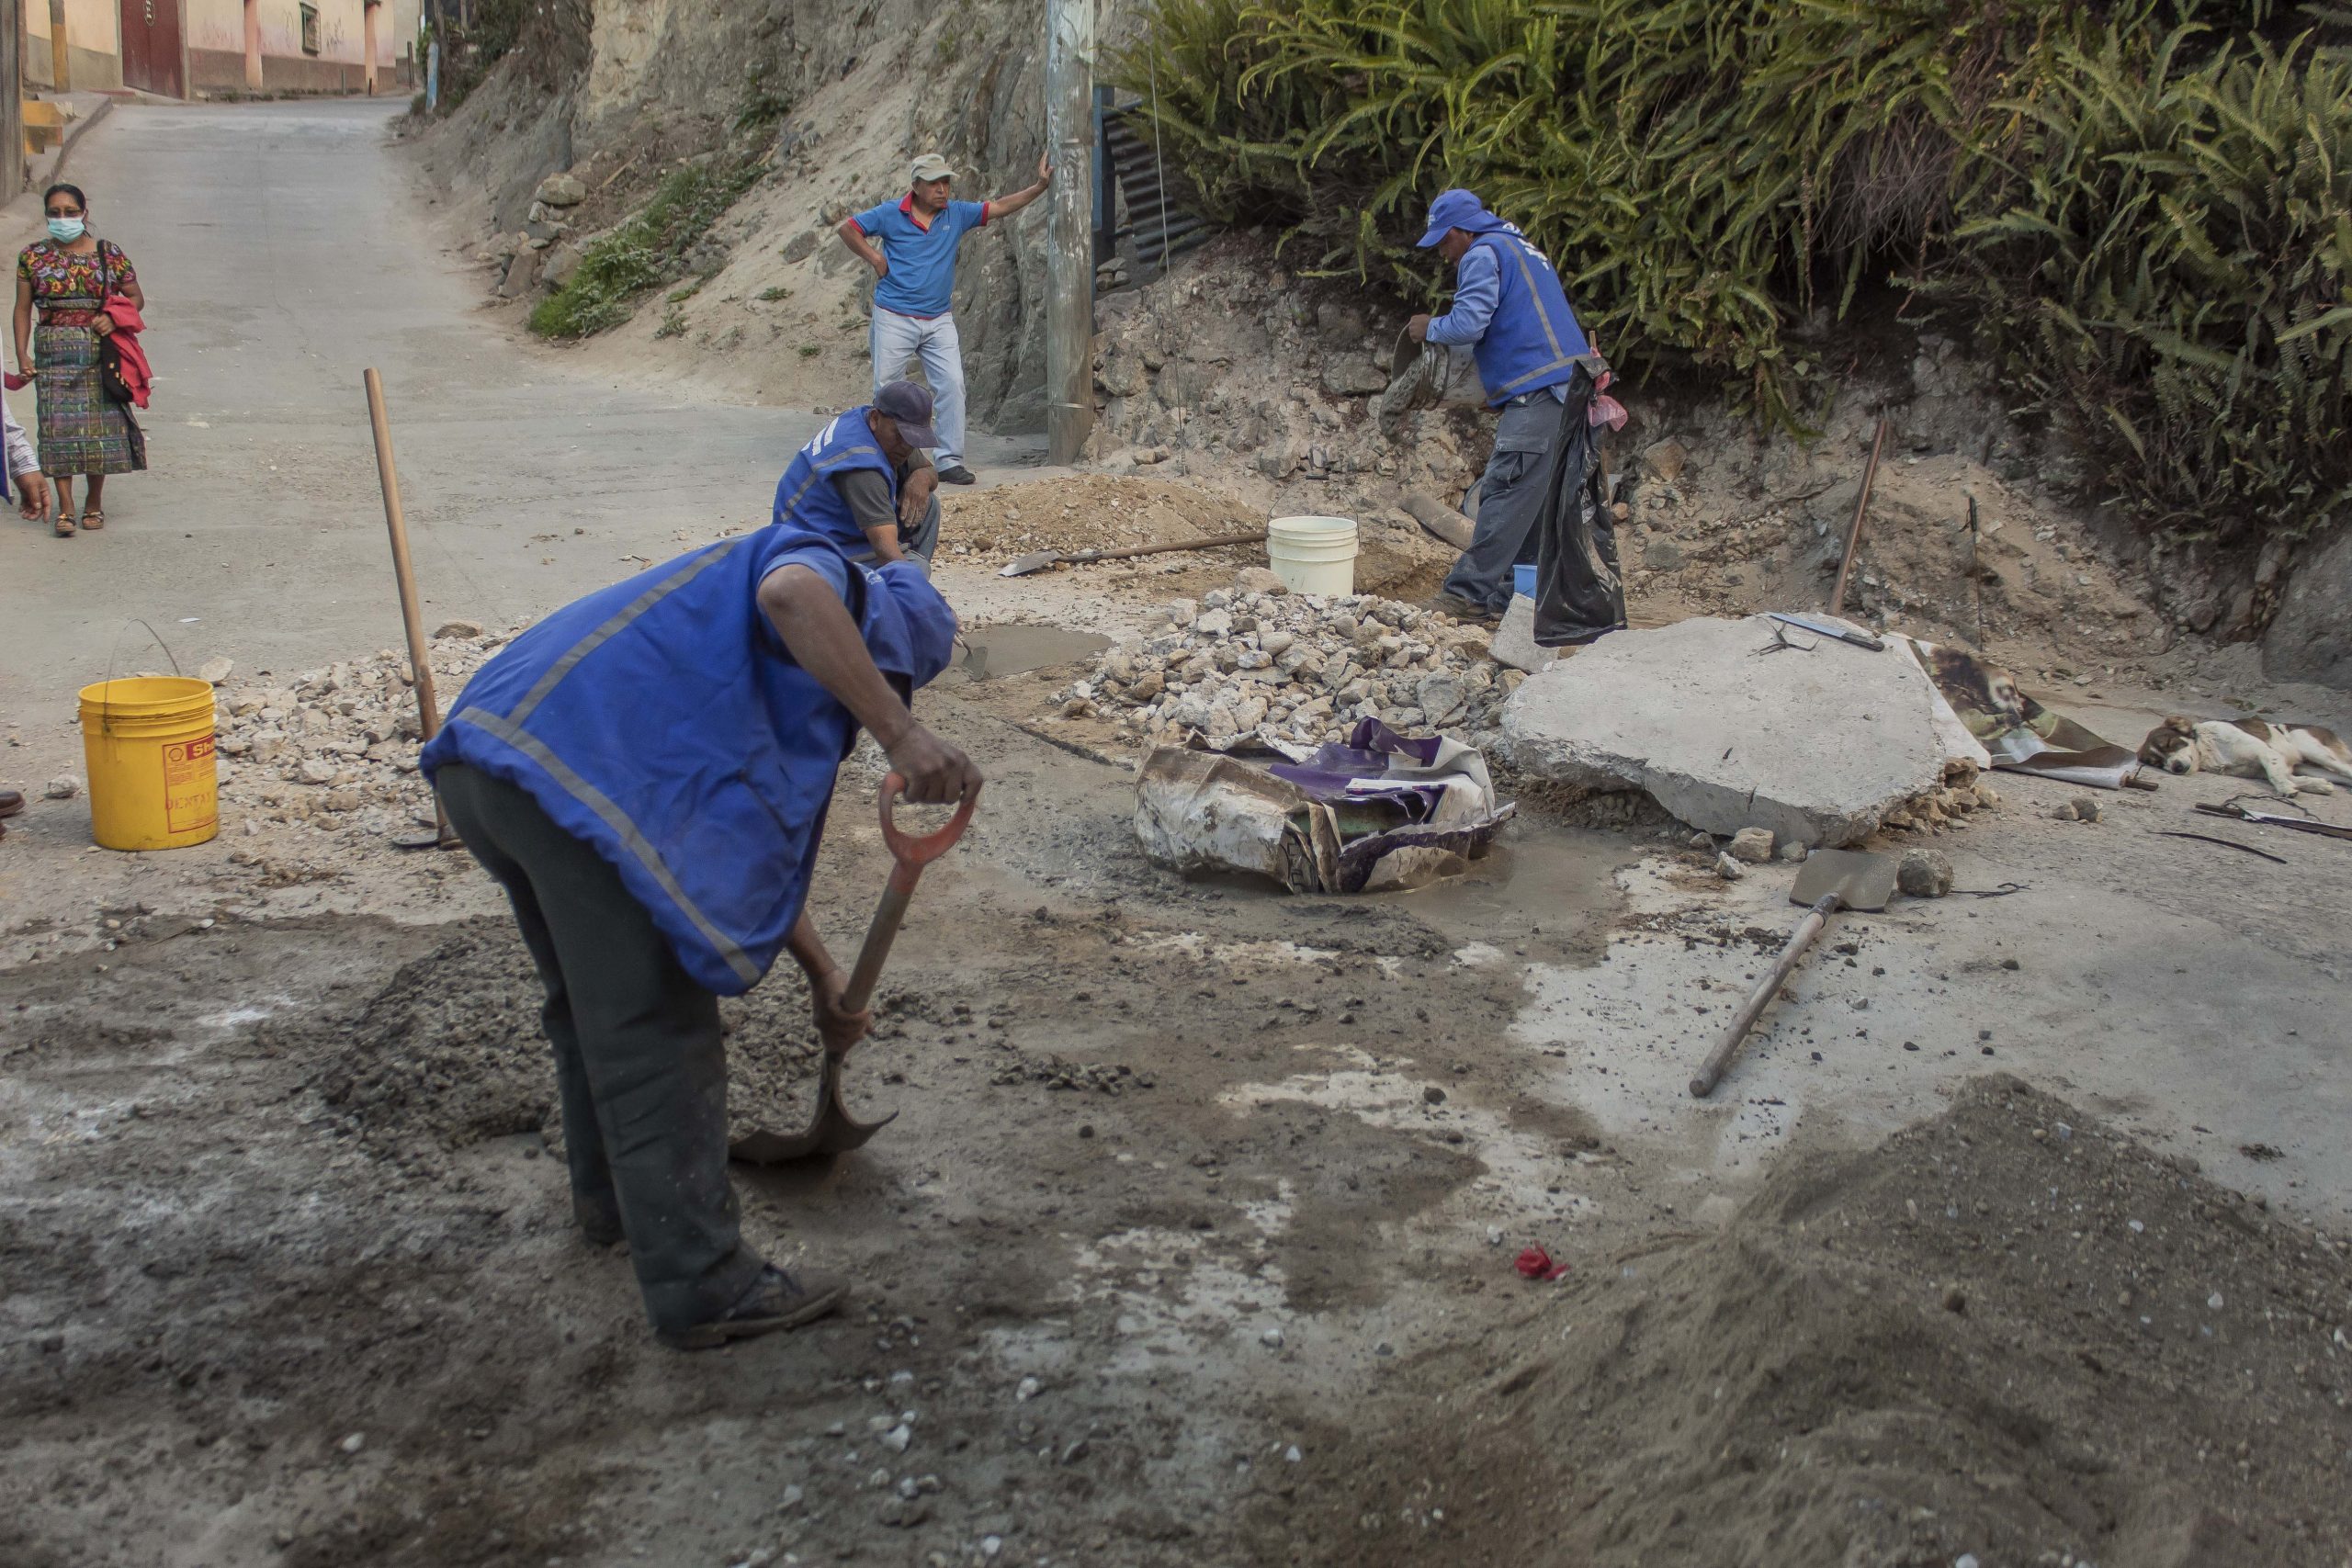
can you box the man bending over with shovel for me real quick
[421,436,978,1350]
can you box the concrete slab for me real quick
[1487,593,1556,674]
[1496,614,1945,845]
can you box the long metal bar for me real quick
[1828,412,1889,617]
[1043,0,1095,464]
[363,369,458,848]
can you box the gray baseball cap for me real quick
[874,379,942,448]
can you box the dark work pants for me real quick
[1441,395,1562,615]
[435,761,764,1334]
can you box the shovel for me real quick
[1688,847,1897,1099]
[729,773,979,1164]
[997,530,1268,578]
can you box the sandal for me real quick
[79,508,103,531]
[53,511,74,537]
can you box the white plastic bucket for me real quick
[1267,515,1359,596]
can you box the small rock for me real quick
[433,619,484,640]
[1896,847,1953,898]
[780,1484,805,1509]
[876,1495,930,1529]
[2069,794,2104,823]
[44,775,80,800]
[298,757,337,784]
[198,656,234,684]
[1641,437,1690,484]
[1261,1326,1284,1348]
[1421,1085,1446,1105]
[980,1537,1004,1561]
[1779,841,1809,863]
[533,171,589,208]
[1727,826,1775,863]
[880,1423,912,1454]
[1686,830,1713,851]
[2052,801,2078,821]
[1714,852,1745,881]
[340,1432,365,1454]
[1235,566,1287,596]
[1284,1444,1303,1463]
[1014,1375,1041,1404]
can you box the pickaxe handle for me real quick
[1690,893,1838,1098]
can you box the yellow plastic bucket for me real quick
[77,676,220,851]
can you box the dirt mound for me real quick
[287,917,869,1159]
[1267,1077,2352,1568]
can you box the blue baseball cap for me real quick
[874,379,942,449]
[1416,187,1502,248]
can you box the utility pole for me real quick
[1042,0,1094,465]
[0,0,21,205]
[44,0,62,90]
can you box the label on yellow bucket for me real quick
[162,736,218,835]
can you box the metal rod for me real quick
[1043,0,1096,465]
[1829,413,1889,617]
[363,368,458,848]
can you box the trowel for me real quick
[1688,848,1898,1099]
[729,773,979,1164]
[997,530,1268,578]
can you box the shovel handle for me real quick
[1690,893,1838,1098]
[839,774,980,1013]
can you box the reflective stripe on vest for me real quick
[1469,232,1589,406]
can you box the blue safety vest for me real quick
[1466,231,1589,408]
[419,528,958,996]
[773,408,899,552]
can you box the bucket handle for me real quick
[93,618,185,729]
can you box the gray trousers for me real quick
[1442,394,1565,614]
[435,761,764,1334]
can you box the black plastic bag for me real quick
[1530,358,1626,648]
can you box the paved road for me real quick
[0,97,1035,741]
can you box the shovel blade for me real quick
[729,1055,899,1166]
[1792,848,1898,911]
[997,550,1062,578]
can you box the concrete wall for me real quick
[25,0,126,89]
[186,0,422,95]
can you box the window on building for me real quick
[300,3,321,55]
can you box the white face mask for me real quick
[46,216,85,243]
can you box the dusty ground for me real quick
[7,98,2352,1568]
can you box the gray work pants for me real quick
[435,761,765,1335]
[1441,394,1565,615]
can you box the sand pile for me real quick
[1272,1077,2352,1568]
[1055,587,1524,750]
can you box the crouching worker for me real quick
[419,505,978,1349]
[776,378,944,569]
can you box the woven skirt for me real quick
[34,321,145,476]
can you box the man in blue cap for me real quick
[774,378,946,569]
[423,444,978,1350]
[1407,187,1594,622]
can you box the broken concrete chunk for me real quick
[533,172,588,209]
[1487,594,1556,675]
[1779,841,1810,863]
[433,619,484,640]
[1641,438,1690,484]
[198,656,234,685]
[1498,615,1946,847]
[44,775,81,800]
[1714,852,1745,881]
[1897,847,1954,897]
[1728,827,1776,863]
[1234,566,1288,596]
[2068,795,2104,823]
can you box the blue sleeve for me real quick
[757,545,854,610]
[1426,245,1501,346]
[950,199,989,235]
[850,202,896,237]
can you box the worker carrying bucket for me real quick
[419,442,980,1351]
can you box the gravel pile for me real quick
[1054,584,1524,748]
[209,625,508,844]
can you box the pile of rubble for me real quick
[209,624,508,847]
[1052,581,1521,749]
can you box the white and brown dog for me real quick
[2138,716,2352,796]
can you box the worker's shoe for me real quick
[1424,592,1499,626]
[660,1263,849,1351]
[935,465,978,486]
[0,788,23,818]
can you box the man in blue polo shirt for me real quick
[837,151,1052,485]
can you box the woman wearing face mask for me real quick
[13,183,146,538]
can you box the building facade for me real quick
[26,0,423,98]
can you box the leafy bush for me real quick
[530,161,763,340]
[1117,0,2350,542]
[1942,28,2352,541]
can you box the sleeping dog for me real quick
[2137,716,2352,796]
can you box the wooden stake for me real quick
[1828,413,1889,617]
[364,368,459,849]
